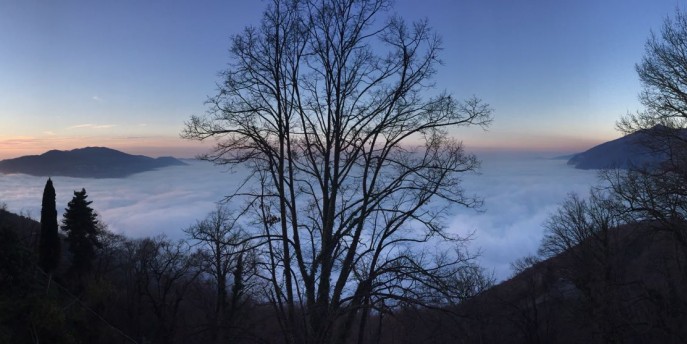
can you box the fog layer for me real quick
[0,153,598,280]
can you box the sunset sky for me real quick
[1,0,684,159]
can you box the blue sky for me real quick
[0,0,684,158]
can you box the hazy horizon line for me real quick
[0,142,592,161]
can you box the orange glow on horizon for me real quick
[0,131,615,161]
[458,129,621,154]
[465,137,610,154]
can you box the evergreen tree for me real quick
[61,188,100,276]
[39,178,60,273]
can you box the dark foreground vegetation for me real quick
[0,200,487,344]
[2,180,687,343]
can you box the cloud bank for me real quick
[448,153,598,279]
[0,161,244,239]
[0,154,598,281]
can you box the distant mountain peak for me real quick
[0,147,187,178]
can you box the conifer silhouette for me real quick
[62,188,100,276]
[39,178,60,274]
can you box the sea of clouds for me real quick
[0,153,599,281]
[447,153,599,279]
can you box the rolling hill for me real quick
[567,125,684,169]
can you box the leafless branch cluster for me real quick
[182,0,492,342]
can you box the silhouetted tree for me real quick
[131,236,201,344]
[185,205,253,343]
[613,8,687,238]
[594,16,687,339]
[39,178,60,275]
[229,252,245,316]
[62,188,100,278]
[539,191,621,259]
[538,190,627,343]
[619,9,687,133]
[584,10,687,341]
[183,0,492,342]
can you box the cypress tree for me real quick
[38,178,60,274]
[61,188,100,276]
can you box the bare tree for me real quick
[613,8,687,230]
[538,190,629,343]
[619,9,687,133]
[509,255,541,276]
[131,236,201,344]
[600,11,687,296]
[183,0,492,342]
[602,168,687,244]
[539,191,622,260]
[184,205,253,343]
[590,10,687,339]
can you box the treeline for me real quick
[429,193,687,343]
[430,7,687,340]
[0,185,274,343]
[0,184,489,344]
[4,170,687,344]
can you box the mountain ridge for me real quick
[0,147,187,178]
[567,125,685,169]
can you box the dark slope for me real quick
[567,131,659,170]
[383,223,687,343]
[0,147,187,178]
[0,207,40,244]
[456,224,685,343]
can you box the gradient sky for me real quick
[1,0,685,159]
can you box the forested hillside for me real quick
[3,198,687,343]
